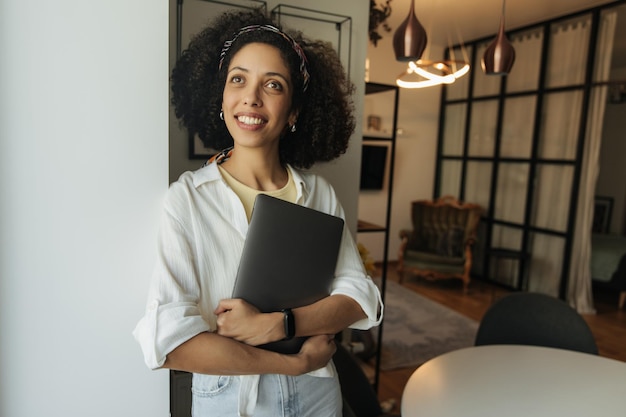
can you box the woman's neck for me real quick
[220,148,288,191]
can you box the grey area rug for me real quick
[372,279,479,370]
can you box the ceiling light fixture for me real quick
[481,0,516,75]
[393,0,428,62]
[397,59,470,89]
[393,0,470,89]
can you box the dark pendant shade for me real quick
[481,14,516,75]
[393,0,428,62]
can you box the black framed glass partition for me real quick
[436,0,626,297]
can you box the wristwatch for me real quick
[282,308,296,340]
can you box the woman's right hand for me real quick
[295,334,337,374]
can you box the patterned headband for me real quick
[218,24,310,92]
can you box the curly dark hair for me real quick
[170,9,356,169]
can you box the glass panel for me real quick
[445,45,472,100]
[442,103,467,156]
[500,96,536,158]
[439,160,462,197]
[468,100,498,157]
[595,3,626,83]
[527,232,565,296]
[494,162,529,224]
[473,41,501,97]
[464,161,492,211]
[545,15,591,88]
[531,164,573,232]
[489,226,524,288]
[506,27,543,93]
[538,91,583,160]
[491,225,523,250]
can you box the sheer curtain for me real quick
[568,11,617,313]
[530,17,589,297]
[499,15,616,301]
[496,21,590,296]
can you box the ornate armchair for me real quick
[397,196,483,292]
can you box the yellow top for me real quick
[218,165,297,222]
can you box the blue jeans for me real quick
[191,372,342,416]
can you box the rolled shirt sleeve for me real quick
[330,224,383,329]
[133,300,210,369]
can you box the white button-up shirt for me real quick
[133,162,383,415]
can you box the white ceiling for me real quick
[385,0,616,42]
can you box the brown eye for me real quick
[266,80,283,91]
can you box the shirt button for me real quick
[148,300,159,311]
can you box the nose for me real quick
[243,85,262,107]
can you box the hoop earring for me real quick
[219,110,224,121]
[290,124,296,133]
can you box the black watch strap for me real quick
[282,308,295,340]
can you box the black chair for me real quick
[475,292,598,355]
[333,343,400,417]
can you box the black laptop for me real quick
[232,194,345,354]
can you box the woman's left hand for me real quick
[214,298,283,346]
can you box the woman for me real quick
[134,9,383,417]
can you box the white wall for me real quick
[168,0,370,234]
[0,1,169,416]
[358,34,443,263]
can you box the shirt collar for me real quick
[287,165,308,203]
[191,162,222,189]
[191,161,309,203]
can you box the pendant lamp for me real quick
[481,0,515,75]
[393,0,428,62]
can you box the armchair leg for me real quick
[460,270,471,294]
[619,291,625,310]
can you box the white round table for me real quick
[401,344,626,417]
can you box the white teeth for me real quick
[237,116,264,125]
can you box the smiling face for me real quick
[222,42,297,152]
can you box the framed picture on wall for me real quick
[592,196,613,233]
[189,132,218,160]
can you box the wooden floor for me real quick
[373,263,626,414]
